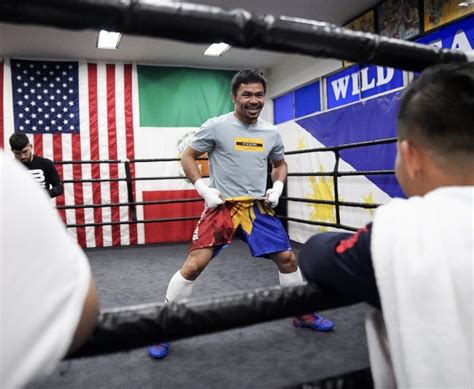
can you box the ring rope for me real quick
[0,1,468,71]
[68,283,349,359]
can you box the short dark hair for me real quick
[9,132,30,151]
[397,62,474,158]
[231,69,267,95]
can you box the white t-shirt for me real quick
[369,186,473,388]
[0,151,92,388]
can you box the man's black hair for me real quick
[397,62,474,156]
[231,69,267,95]
[9,132,30,151]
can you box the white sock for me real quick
[165,270,195,302]
[278,267,305,287]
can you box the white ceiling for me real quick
[0,0,380,70]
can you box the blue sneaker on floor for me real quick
[148,342,169,359]
[293,313,334,331]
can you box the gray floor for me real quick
[29,240,371,389]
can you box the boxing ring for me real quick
[57,137,396,232]
[2,0,471,387]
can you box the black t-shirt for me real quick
[298,224,381,309]
[23,155,64,198]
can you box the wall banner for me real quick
[416,14,474,50]
[325,65,404,109]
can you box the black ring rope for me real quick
[283,197,381,209]
[55,139,396,164]
[58,136,397,231]
[68,283,350,359]
[55,158,208,164]
[285,137,397,155]
[62,175,209,184]
[63,178,127,184]
[58,197,380,211]
[61,170,393,185]
[56,159,122,165]
[0,1,468,72]
[277,216,359,232]
[66,216,201,229]
[333,150,341,224]
[57,198,204,210]
[287,170,395,177]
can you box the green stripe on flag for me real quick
[138,66,235,127]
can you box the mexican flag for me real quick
[134,66,234,244]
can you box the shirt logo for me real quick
[234,137,264,152]
[28,169,46,188]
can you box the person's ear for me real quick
[399,139,422,180]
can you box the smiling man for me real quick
[9,132,64,198]
[148,68,334,360]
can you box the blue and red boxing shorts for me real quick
[189,198,291,258]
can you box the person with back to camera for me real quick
[9,132,64,198]
[298,62,473,388]
[148,69,335,360]
[0,149,99,388]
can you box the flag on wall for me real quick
[11,60,80,134]
[134,66,235,244]
[278,91,401,243]
[4,59,137,248]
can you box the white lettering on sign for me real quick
[351,72,360,96]
[360,67,375,91]
[331,67,396,101]
[331,75,350,101]
[452,31,472,50]
[428,30,473,51]
[376,67,395,87]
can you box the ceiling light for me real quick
[458,0,473,6]
[97,30,122,49]
[204,43,231,57]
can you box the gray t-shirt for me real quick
[190,112,285,198]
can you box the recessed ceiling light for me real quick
[97,30,122,50]
[204,43,231,57]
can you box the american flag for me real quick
[5,59,138,248]
[12,60,80,134]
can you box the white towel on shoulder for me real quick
[369,186,473,388]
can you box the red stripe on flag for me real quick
[106,64,121,246]
[0,62,4,149]
[143,190,203,243]
[88,63,104,247]
[34,134,43,156]
[124,64,137,244]
[53,133,66,224]
[72,133,86,247]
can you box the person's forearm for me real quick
[181,155,202,184]
[49,184,64,198]
[271,161,287,183]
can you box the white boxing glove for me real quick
[194,178,224,209]
[265,181,284,208]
